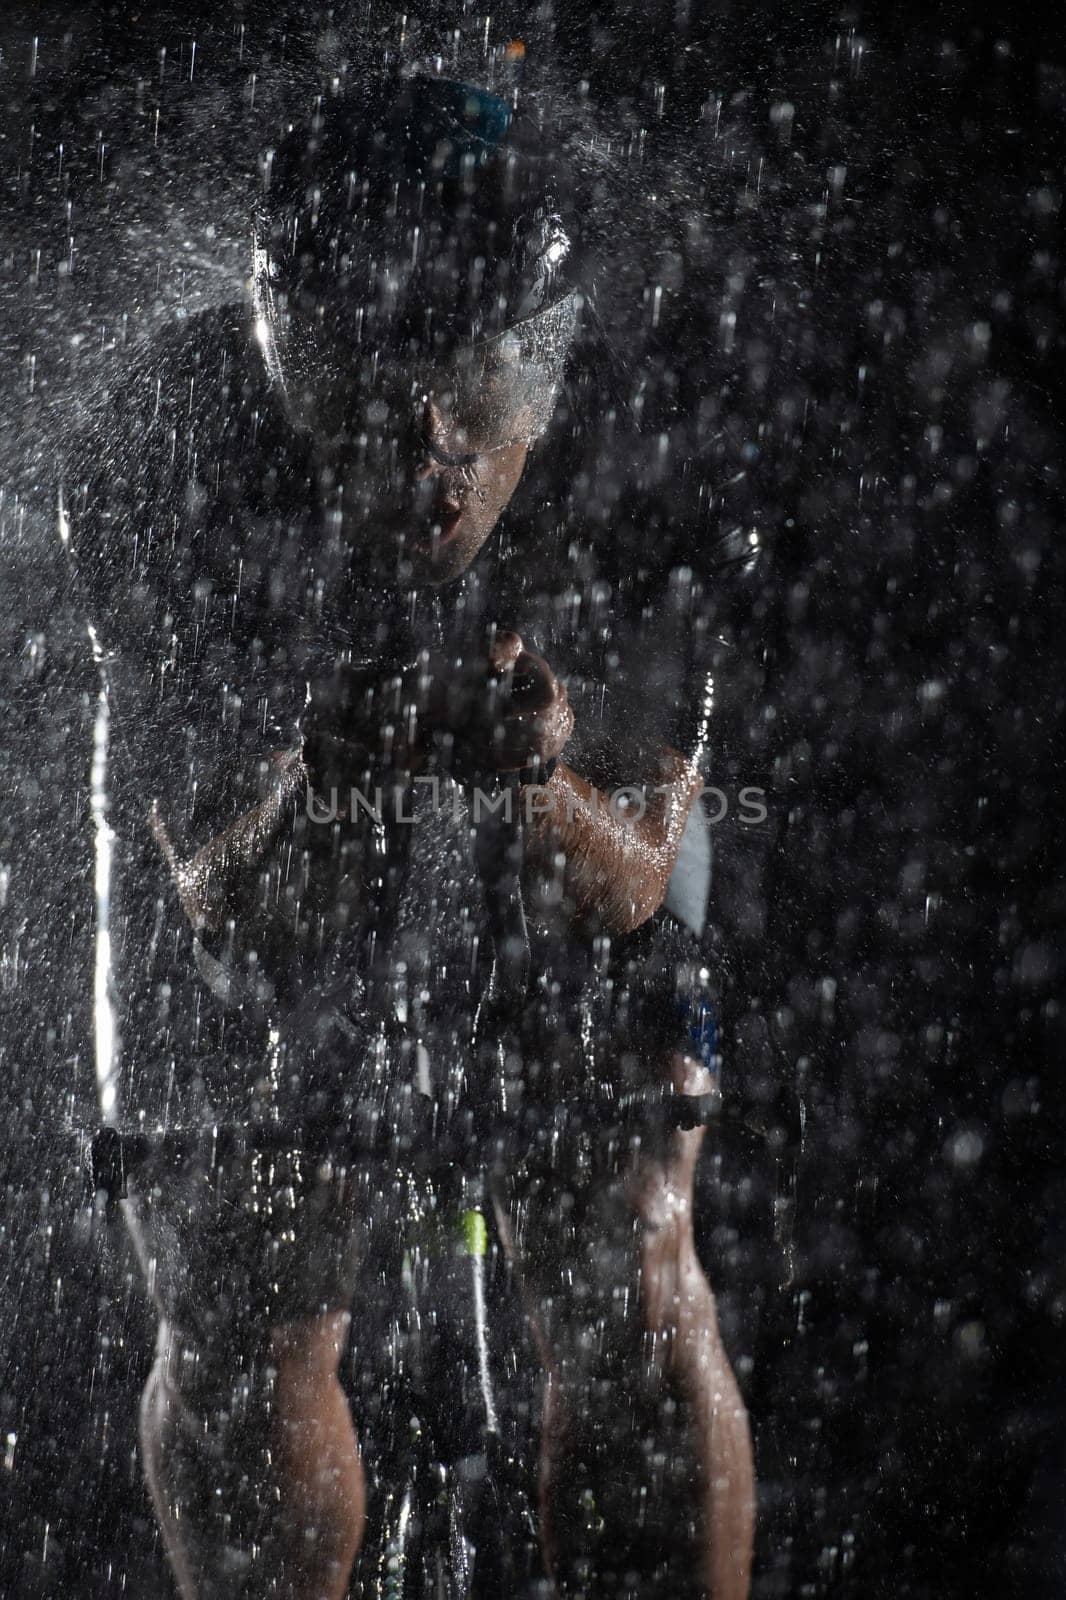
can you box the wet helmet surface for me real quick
[252,73,581,446]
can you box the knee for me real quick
[666,1048,717,1102]
[633,1178,716,1352]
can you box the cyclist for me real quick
[65,62,754,1599]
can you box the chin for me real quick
[402,526,494,587]
[403,548,476,588]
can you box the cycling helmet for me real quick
[251,72,581,450]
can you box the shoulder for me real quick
[65,306,266,492]
[63,305,306,582]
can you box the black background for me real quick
[1,4,1063,1596]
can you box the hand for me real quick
[432,630,574,775]
[300,631,574,789]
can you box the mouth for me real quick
[411,498,464,554]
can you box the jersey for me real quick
[62,305,723,1137]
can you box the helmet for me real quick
[251,72,582,451]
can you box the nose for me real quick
[415,396,467,483]
[415,451,447,483]
[414,457,463,521]
[412,411,464,514]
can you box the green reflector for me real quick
[459,1207,488,1258]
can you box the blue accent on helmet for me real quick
[404,77,513,178]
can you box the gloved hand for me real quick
[301,629,573,792]
[428,630,573,778]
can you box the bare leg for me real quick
[497,1050,754,1600]
[140,1311,365,1600]
[270,1315,367,1598]
[633,1053,755,1599]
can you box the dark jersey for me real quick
[64,306,723,1135]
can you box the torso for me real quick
[68,307,706,1134]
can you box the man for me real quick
[66,65,754,1598]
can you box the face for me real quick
[399,392,531,586]
[276,349,535,588]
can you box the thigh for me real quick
[121,1144,371,1359]
[502,914,719,1330]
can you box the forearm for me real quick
[522,749,701,937]
[150,748,309,936]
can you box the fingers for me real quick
[476,640,572,769]
[302,635,573,779]
[473,689,574,772]
[488,629,525,671]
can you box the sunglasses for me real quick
[255,238,578,451]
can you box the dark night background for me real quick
[1,3,1063,1596]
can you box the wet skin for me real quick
[295,372,580,801]
[408,397,531,585]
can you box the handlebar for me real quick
[82,1085,726,1203]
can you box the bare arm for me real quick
[149,747,310,936]
[147,665,427,941]
[149,637,699,949]
[522,747,701,938]
[449,631,701,938]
